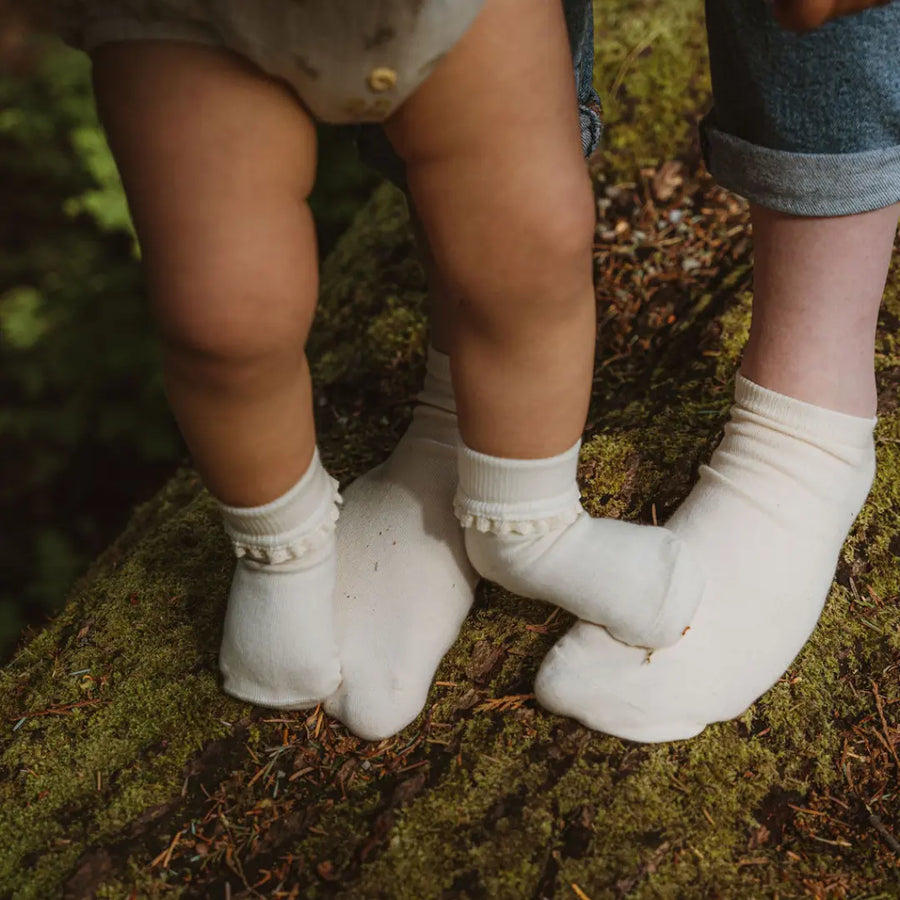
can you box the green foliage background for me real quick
[0,41,379,658]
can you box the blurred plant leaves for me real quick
[0,41,178,656]
[0,286,49,350]
[65,125,136,243]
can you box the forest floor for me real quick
[1,1,899,898]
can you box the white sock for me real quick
[536,375,877,742]
[455,441,704,649]
[324,349,479,740]
[218,448,343,708]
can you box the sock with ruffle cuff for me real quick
[217,448,343,708]
[455,439,703,649]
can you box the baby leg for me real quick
[327,0,607,741]
[381,0,703,650]
[92,43,340,706]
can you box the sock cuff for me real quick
[735,374,877,448]
[454,440,584,534]
[218,448,341,564]
[416,347,456,414]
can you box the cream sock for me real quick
[455,441,704,649]
[535,375,877,742]
[218,448,343,708]
[324,349,479,740]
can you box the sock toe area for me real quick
[534,625,708,743]
[609,528,705,649]
[324,681,421,742]
[222,675,340,712]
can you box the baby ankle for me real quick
[217,448,341,566]
[453,440,584,536]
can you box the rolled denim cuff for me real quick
[578,96,604,159]
[702,118,900,217]
[567,0,604,158]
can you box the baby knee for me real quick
[156,278,311,379]
[529,172,596,263]
[439,170,596,318]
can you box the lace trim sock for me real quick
[455,440,704,649]
[218,448,343,708]
[324,348,479,740]
[536,375,877,742]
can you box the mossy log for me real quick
[2,3,899,897]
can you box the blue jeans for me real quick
[702,0,900,216]
[358,0,604,183]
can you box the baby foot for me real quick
[456,441,705,649]
[218,449,342,708]
[535,375,876,742]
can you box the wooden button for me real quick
[367,67,397,92]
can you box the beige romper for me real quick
[47,0,487,122]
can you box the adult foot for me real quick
[535,375,876,742]
[325,350,479,740]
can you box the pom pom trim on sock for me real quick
[452,499,583,536]
[227,477,342,565]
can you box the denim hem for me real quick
[579,99,604,159]
[702,121,900,217]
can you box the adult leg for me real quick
[536,0,900,741]
[740,204,895,417]
[537,204,896,742]
[93,42,341,706]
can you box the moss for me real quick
[310,182,427,390]
[0,482,238,898]
[365,296,429,368]
[714,290,753,382]
[592,0,712,179]
[578,433,650,519]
